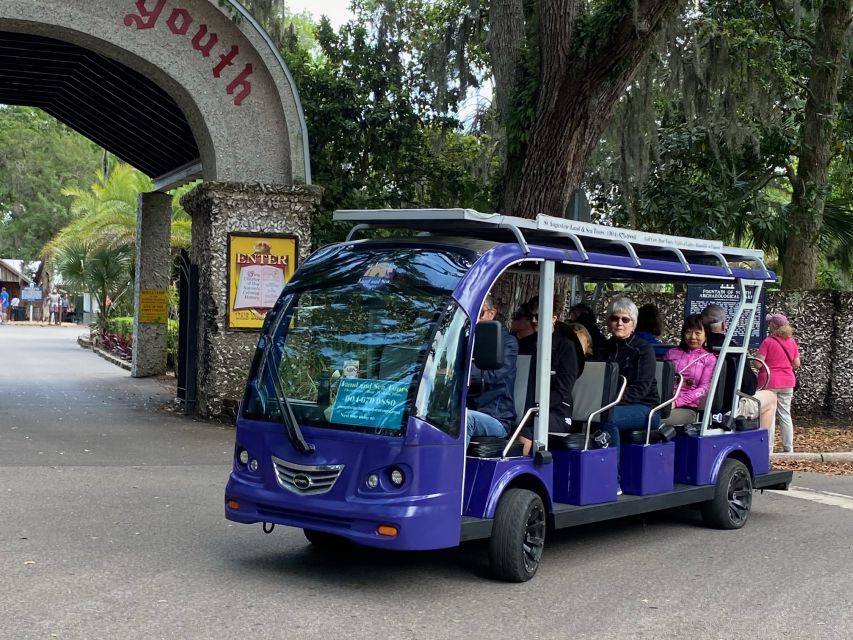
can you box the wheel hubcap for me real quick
[727,469,752,526]
[522,504,545,573]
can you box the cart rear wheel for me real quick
[701,458,753,529]
[489,488,546,582]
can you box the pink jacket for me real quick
[664,347,717,409]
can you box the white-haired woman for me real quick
[598,297,661,493]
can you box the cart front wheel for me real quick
[489,488,546,582]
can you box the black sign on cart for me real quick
[685,284,766,348]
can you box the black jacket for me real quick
[469,325,518,428]
[605,334,659,406]
[524,331,579,426]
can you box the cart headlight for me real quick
[238,449,249,465]
[367,473,379,489]
[248,459,259,472]
[390,468,405,487]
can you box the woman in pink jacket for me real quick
[662,314,717,425]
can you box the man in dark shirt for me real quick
[517,297,580,455]
[701,304,776,429]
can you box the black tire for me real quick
[489,488,546,582]
[303,528,348,549]
[701,458,753,529]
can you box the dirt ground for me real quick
[771,415,853,476]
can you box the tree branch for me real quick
[767,0,815,49]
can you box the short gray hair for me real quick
[606,297,638,326]
[701,304,726,330]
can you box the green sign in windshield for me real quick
[330,378,409,429]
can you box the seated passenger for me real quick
[635,303,663,345]
[567,303,608,359]
[519,297,580,455]
[701,304,777,431]
[598,297,660,493]
[510,302,538,355]
[662,314,717,425]
[466,295,518,446]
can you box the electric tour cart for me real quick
[224,209,792,582]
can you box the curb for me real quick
[771,452,853,463]
[78,336,132,372]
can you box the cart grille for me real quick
[271,456,344,496]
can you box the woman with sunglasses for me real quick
[598,297,660,493]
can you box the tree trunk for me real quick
[489,0,532,213]
[782,0,853,290]
[501,0,682,218]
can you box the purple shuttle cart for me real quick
[224,208,793,582]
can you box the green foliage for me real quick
[0,106,102,261]
[274,0,497,248]
[588,0,853,288]
[105,315,179,367]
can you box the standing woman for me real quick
[756,314,801,453]
[598,297,660,493]
[662,315,717,425]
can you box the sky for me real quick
[285,0,353,28]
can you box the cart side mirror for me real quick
[474,321,504,370]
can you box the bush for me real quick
[102,316,179,368]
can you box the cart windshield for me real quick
[242,243,474,434]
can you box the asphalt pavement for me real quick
[1,324,851,640]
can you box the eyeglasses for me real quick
[609,315,633,324]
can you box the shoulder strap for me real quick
[771,336,794,364]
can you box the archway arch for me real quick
[0,0,310,187]
[0,0,322,417]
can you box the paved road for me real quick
[1,325,851,639]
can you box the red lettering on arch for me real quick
[226,64,253,106]
[166,8,192,35]
[191,24,218,57]
[123,0,166,29]
[212,45,239,78]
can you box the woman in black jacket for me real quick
[598,297,660,493]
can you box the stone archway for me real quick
[0,0,322,417]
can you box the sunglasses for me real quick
[609,315,633,324]
[512,312,532,321]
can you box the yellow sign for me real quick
[228,234,298,329]
[139,288,168,324]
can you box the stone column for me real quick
[181,182,322,420]
[131,191,172,377]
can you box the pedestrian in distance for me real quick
[48,288,61,325]
[61,292,70,324]
[756,314,801,453]
[0,287,8,324]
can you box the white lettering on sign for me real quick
[535,214,724,251]
[123,0,253,106]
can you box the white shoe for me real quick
[616,486,623,496]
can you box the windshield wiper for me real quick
[260,333,315,454]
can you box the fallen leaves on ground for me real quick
[778,417,853,453]
[771,459,853,476]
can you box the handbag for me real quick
[772,336,800,390]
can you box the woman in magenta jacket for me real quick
[662,314,717,425]
[756,313,801,453]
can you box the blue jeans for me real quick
[599,404,660,479]
[466,410,508,446]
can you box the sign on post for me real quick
[20,285,43,302]
[685,284,766,348]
